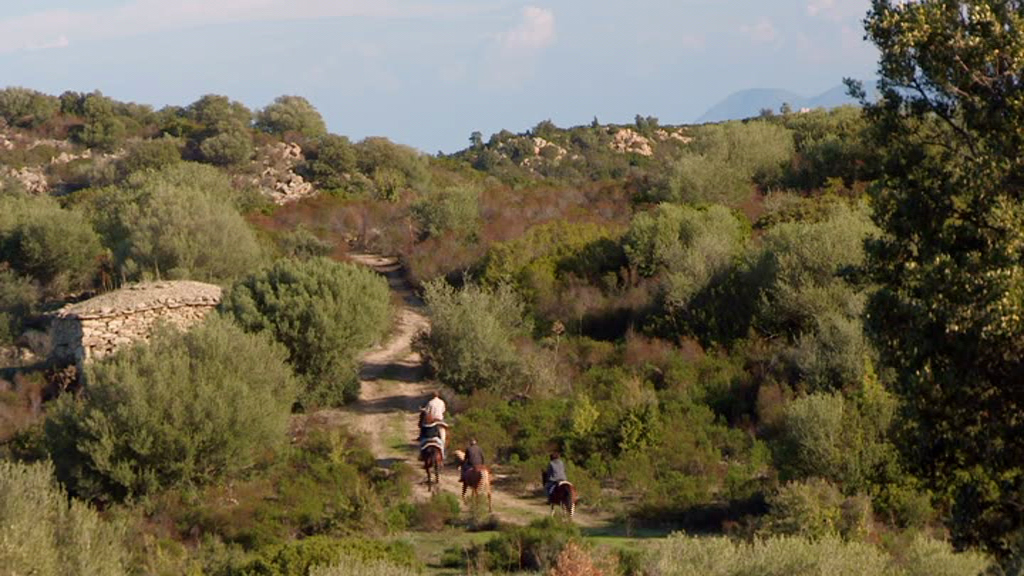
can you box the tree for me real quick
[45,316,297,501]
[858,0,1024,555]
[256,95,328,138]
[83,164,264,282]
[418,280,537,394]
[0,87,58,128]
[221,257,391,406]
[0,194,102,296]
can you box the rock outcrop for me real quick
[610,129,654,156]
[252,142,317,205]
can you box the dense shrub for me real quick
[242,536,417,576]
[419,279,538,394]
[467,518,580,572]
[256,95,328,138]
[0,194,102,295]
[222,257,391,406]
[750,201,877,390]
[0,269,40,345]
[81,164,264,282]
[312,559,420,576]
[306,134,357,193]
[624,203,747,311]
[647,533,989,576]
[410,184,479,239]
[199,128,254,165]
[0,460,128,576]
[647,120,793,204]
[115,136,183,176]
[759,478,868,540]
[45,316,298,501]
[0,87,59,128]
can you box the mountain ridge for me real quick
[697,82,869,123]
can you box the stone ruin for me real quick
[50,281,222,368]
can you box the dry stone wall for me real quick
[51,281,222,366]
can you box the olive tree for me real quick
[222,257,392,406]
[45,316,298,501]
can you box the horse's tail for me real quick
[568,483,577,518]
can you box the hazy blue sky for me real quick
[0,0,877,152]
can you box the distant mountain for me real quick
[697,82,870,124]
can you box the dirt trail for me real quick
[318,254,610,528]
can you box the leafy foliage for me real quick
[0,460,129,576]
[0,193,102,295]
[256,95,328,138]
[80,163,264,282]
[221,257,391,406]
[419,279,537,394]
[860,0,1024,554]
[45,316,297,501]
[648,533,989,576]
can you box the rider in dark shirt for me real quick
[542,452,568,496]
[461,439,485,482]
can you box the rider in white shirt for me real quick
[423,391,447,446]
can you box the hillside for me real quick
[0,86,999,575]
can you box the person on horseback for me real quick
[422,391,447,447]
[542,451,568,497]
[460,438,485,483]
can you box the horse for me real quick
[453,450,493,513]
[548,481,577,519]
[421,443,443,488]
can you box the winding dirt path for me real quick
[323,254,610,528]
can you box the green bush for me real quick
[312,558,421,576]
[116,136,183,176]
[650,534,877,576]
[46,316,298,501]
[307,134,357,193]
[222,257,391,406]
[419,279,537,394]
[473,518,580,572]
[0,86,59,128]
[256,95,328,138]
[411,185,479,239]
[0,460,128,576]
[650,532,990,576]
[0,194,102,295]
[624,203,747,310]
[242,536,418,576]
[761,478,852,540]
[0,269,39,345]
[647,120,793,204]
[199,129,254,165]
[775,376,900,493]
[82,164,264,282]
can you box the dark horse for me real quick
[418,410,444,488]
[421,443,442,488]
[548,482,577,519]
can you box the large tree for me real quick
[859,0,1024,555]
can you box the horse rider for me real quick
[542,451,568,497]
[423,391,448,447]
[461,438,485,483]
[418,413,444,460]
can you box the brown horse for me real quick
[453,450,493,513]
[548,482,577,519]
[421,444,442,489]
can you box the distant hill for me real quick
[697,82,871,124]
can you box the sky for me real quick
[0,0,878,153]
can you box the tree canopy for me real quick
[860,0,1024,555]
